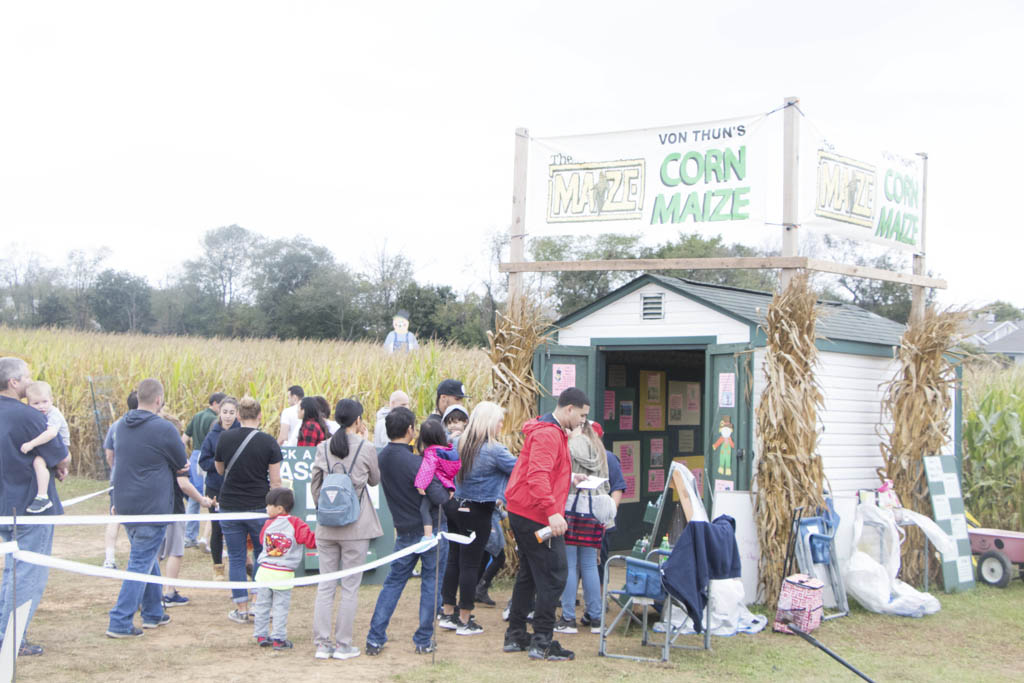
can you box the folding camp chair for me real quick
[794,498,849,620]
[598,462,712,662]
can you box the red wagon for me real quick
[968,528,1024,588]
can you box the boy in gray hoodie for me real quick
[253,487,317,650]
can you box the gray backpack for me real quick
[316,442,364,527]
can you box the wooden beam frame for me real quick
[499,256,947,289]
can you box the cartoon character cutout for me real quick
[264,532,293,557]
[383,309,419,353]
[713,415,735,477]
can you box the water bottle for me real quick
[659,534,671,564]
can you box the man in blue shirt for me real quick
[0,357,69,657]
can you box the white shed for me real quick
[533,273,961,545]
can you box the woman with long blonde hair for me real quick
[437,401,517,635]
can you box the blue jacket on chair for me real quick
[660,514,742,633]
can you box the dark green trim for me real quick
[591,336,716,349]
[815,339,896,358]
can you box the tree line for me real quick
[3,226,1008,345]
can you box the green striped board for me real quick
[923,455,974,592]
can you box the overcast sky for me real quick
[2,1,1020,309]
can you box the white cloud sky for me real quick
[1,0,1020,308]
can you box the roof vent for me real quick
[641,293,664,320]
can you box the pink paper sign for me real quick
[603,390,615,420]
[714,478,734,492]
[552,364,576,395]
[624,476,637,500]
[648,468,665,493]
[617,444,635,474]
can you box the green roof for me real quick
[557,273,906,348]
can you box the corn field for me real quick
[962,363,1024,532]
[0,326,491,478]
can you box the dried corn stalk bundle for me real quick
[755,273,827,606]
[485,293,552,454]
[485,292,552,576]
[879,307,965,588]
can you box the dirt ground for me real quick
[11,481,1024,682]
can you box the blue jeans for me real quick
[435,516,448,614]
[560,544,601,621]
[108,524,167,633]
[221,517,263,603]
[366,531,437,648]
[185,497,200,542]
[0,523,54,646]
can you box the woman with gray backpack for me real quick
[310,398,382,661]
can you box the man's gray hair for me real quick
[0,357,29,391]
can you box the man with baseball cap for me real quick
[426,379,469,425]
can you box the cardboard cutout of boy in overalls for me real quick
[383,310,419,353]
[713,415,735,477]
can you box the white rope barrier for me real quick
[0,532,475,590]
[0,511,268,526]
[59,486,113,508]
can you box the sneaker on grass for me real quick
[228,609,249,624]
[365,642,383,656]
[437,613,459,630]
[26,496,52,514]
[456,617,483,636]
[162,591,189,607]
[314,645,333,659]
[102,560,117,570]
[142,613,171,629]
[17,641,44,656]
[414,642,436,654]
[105,626,144,639]
[553,617,578,634]
[332,644,360,660]
[272,639,293,650]
[256,636,272,647]
[502,634,528,652]
[528,639,575,661]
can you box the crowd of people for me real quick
[0,357,627,663]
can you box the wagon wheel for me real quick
[977,550,1011,588]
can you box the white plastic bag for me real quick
[842,504,941,617]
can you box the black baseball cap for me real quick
[436,379,469,399]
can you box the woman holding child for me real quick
[310,399,382,660]
[438,401,517,635]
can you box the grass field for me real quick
[9,477,1023,682]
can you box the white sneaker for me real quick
[456,617,484,636]
[332,644,360,660]
[102,559,117,570]
[314,645,333,660]
[438,613,459,630]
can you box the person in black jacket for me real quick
[365,407,450,656]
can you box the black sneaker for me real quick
[528,639,575,661]
[553,616,578,634]
[437,613,459,630]
[475,581,495,606]
[503,634,529,652]
[456,616,483,636]
[26,496,52,514]
[272,639,293,650]
[580,613,602,633]
[414,642,436,654]
[106,626,144,639]
[365,642,383,656]
[162,591,189,608]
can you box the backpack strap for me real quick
[222,429,259,488]
[344,441,366,504]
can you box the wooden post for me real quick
[910,153,928,324]
[780,96,800,291]
[509,127,529,300]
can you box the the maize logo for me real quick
[546,159,645,223]
[815,151,875,228]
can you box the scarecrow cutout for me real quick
[713,415,735,476]
[383,309,418,353]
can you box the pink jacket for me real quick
[414,444,460,490]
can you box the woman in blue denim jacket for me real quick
[438,401,517,635]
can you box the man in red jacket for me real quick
[503,388,590,662]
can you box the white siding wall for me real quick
[556,283,751,346]
[751,348,901,496]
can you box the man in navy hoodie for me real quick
[106,378,188,638]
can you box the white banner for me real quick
[801,134,924,252]
[525,114,772,238]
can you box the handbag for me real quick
[564,491,604,548]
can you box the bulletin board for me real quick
[923,455,974,592]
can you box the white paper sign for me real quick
[956,556,973,583]
[575,476,609,490]
[924,456,944,482]
[932,494,951,520]
[943,473,961,499]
